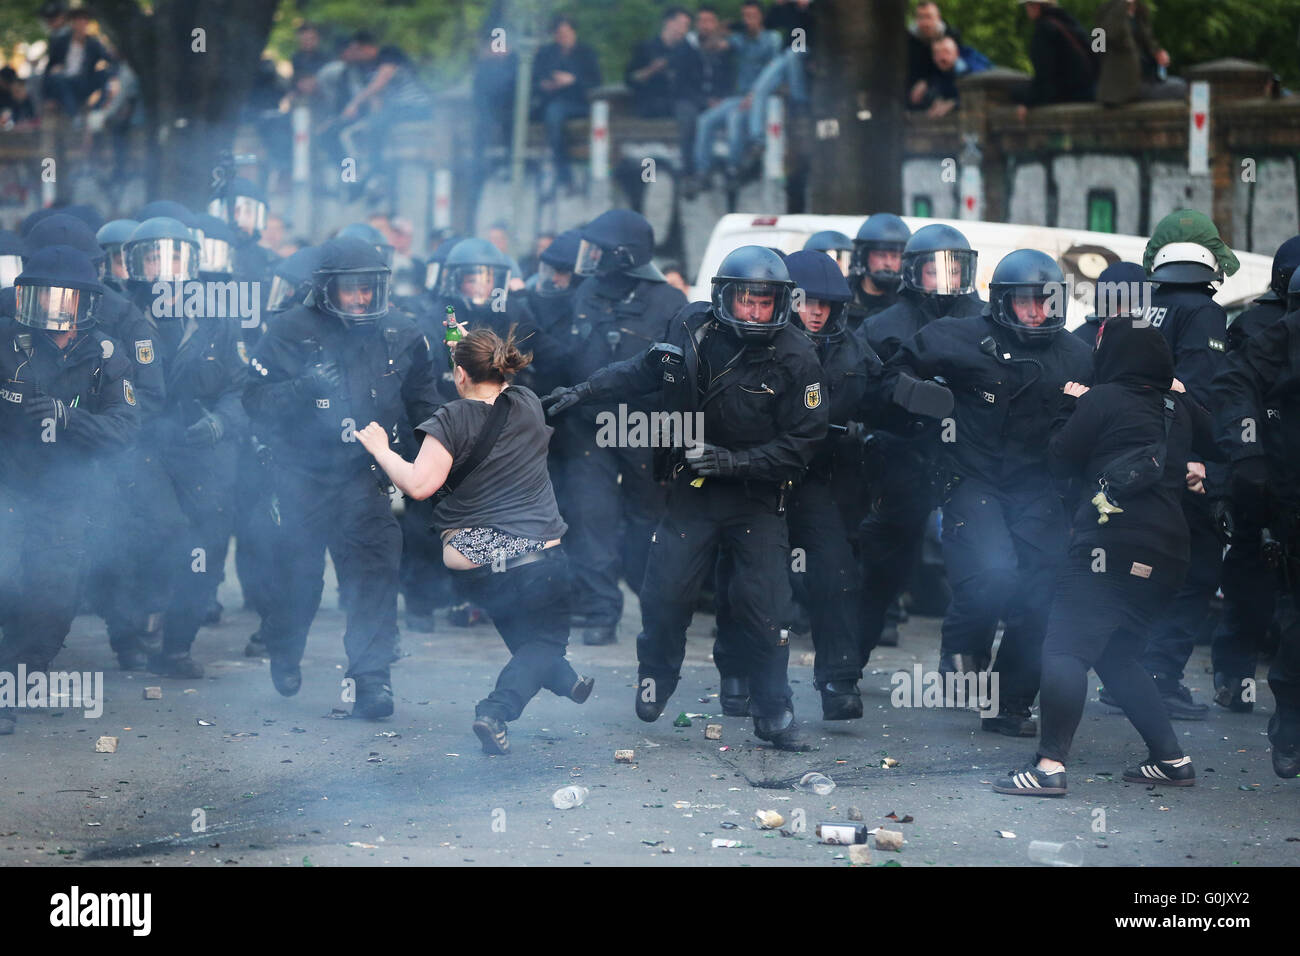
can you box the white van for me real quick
[690,214,1274,329]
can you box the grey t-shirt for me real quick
[415,385,567,540]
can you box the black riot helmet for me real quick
[851,213,912,287]
[13,245,104,333]
[267,245,322,313]
[439,237,512,311]
[123,217,201,287]
[784,249,852,345]
[536,228,582,297]
[1261,235,1300,303]
[338,222,395,268]
[194,213,237,277]
[208,177,268,239]
[136,199,195,227]
[900,223,977,301]
[311,236,390,326]
[24,213,105,265]
[986,249,1067,343]
[1088,261,1149,324]
[95,219,139,282]
[575,209,663,281]
[0,230,23,288]
[710,245,796,343]
[424,234,466,292]
[1287,267,1300,313]
[61,203,104,233]
[802,229,854,277]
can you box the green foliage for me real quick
[927,0,1299,87]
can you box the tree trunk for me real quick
[89,0,280,210]
[807,0,906,215]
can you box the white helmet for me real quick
[1149,242,1222,285]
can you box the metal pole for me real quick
[509,33,538,221]
[291,104,312,238]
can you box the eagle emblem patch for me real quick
[123,379,136,406]
[804,383,822,409]
[134,339,154,365]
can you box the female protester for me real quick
[356,328,592,755]
[994,319,1218,796]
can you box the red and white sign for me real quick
[1189,81,1209,176]
[590,100,609,183]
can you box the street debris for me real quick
[94,736,118,754]
[614,749,635,763]
[754,810,784,829]
[847,806,863,821]
[143,687,162,700]
[672,713,692,728]
[705,724,723,740]
[848,845,872,865]
[875,829,904,851]
[817,822,868,844]
[552,786,588,809]
[995,830,1016,839]
[794,772,836,795]
[711,839,743,849]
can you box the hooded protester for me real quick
[994,319,1220,796]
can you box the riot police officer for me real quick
[243,237,441,718]
[94,219,138,289]
[1072,261,1148,349]
[1211,268,1300,777]
[848,213,912,327]
[0,246,138,733]
[556,209,685,646]
[337,222,396,267]
[883,249,1093,735]
[1226,234,1299,352]
[208,176,274,318]
[802,229,855,277]
[859,224,985,657]
[544,246,828,749]
[1112,215,1238,719]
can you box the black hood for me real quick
[1093,318,1174,390]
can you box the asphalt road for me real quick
[1,560,1297,868]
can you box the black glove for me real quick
[892,373,954,419]
[541,382,592,416]
[183,413,224,447]
[687,443,750,478]
[302,360,345,395]
[23,394,68,433]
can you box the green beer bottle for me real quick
[443,305,462,371]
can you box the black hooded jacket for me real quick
[1048,320,1220,561]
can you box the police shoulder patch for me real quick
[134,338,155,365]
[804,382,822,410]
[123,379,136,406]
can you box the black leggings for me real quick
[1038,545,1186,764]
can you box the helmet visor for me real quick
[906,248,977,295]
[424,261,441,292]
[321,270,389,320]
[823,248,853,276]
[441,264,508,307]
[200,237,235,275]
[574,238,605,277]
[209,195,267,236]
[267,274,300,312]
[537,260,572,294]
[15,283,95,332]
[126,238,199,282]
[0,254,21,288]
[715,279,791,330]
[996,284,1067,335]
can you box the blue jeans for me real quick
[746,50,809,142]
[543,98,588,186]
[693,95,746,174]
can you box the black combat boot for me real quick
[819,680,863,720]
[1213,672,1254,713]
[635,675,673,722]
[719,676,750,717]
[352,674,394,719]
[753,710,818,751]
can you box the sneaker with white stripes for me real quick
[1123,755,1195,786]
[992,761,1067,796]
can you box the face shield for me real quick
[0,255,21,288]
[712,279,792,341]
[126,238,200,283]
[319,270,390,323]
[574,238,608,277]
[905,249,977,296]
[15,283,97,332]
[441,264,509,308]
[536,260,573,295]
[822,248,853,276]
[993,282,1067,338]
[267,274,303,312]
[209,195,267,237]
[425,261,441,292]
[200,237,235,275]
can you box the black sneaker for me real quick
[568,676,595,704]
[1268,715,1300,779]
[1213,673,1254,713]
[719,677,750,717]
[981,709,1038,737]
[270,657,302,697]
[0,708,15,735]
[352,675,394,719]
[753,712,819,752]
[148,652,205,679]
[1123,755,1196,786]
[1156,681,1209,721]
[993,760,1067,796]
[473,715,510,755]
[819,681,863,721]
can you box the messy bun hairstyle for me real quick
[454,326,532,384]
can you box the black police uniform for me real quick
[558,272,685,641]
[582,301,828,726]
[0,319,138,675]
[243,303,441,689]
[1137,283,1229,700]
[883,311,1093,719]
[849,278,899,333]
[1211,307,1300,773]
[858,288,985,656]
